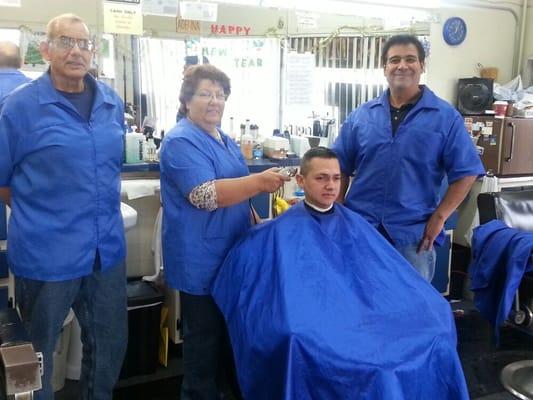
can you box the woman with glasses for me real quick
[160,64,289,399]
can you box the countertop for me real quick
[122,157,301,174]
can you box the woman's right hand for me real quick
[255,167,291,193]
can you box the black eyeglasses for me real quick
[49,36,95,52]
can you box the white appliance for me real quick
[263,137,290,159]
[290,136,329,157]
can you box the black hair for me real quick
[299,147,338,176]
[381,34,425,66]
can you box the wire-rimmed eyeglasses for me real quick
[49,36,95,52]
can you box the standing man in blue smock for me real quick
[0,14,127,400]
[0,41,31,203]
[0,41,31,100]
[333,34,484,282]
[160,64,289,399]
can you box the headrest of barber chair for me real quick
[478,191,533,232]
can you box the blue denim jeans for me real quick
[394,244,436,283]
[15,258,128,400]
[180,292,241,400]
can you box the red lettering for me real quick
[243,26,251,35]
[228,25,235,34]
[236,26,243,35]
[220,25,226,34]
[211,24,218,34]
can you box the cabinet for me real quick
[466,116,533,177]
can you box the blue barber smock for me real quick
[160,118,250,294]
[213,202,469,399]
[333,86,485,246]
[0,69,31,101]
[0,72,126,281]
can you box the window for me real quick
[283,35,427,137]
[139,37,280,138]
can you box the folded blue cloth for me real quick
[470,219,533,341]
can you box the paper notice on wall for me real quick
[103,1,143,35]
[286,52,314,105]
[143,0,179,17]
[180,1,218,22]
[296,11,318,30]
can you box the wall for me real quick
[0,0,529,104]
[427,4,520,103]
[521,2,533,86]
[0,1,102,31]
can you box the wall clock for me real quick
[443,17,467,46]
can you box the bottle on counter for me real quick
[228,117,235,141]
[144,138,157,162]
[240,132,253,160]
[252,140,263,159]
[239,123,246,143]
[125,131,144,164]
[251,124,259,141]
[244,119,251,137]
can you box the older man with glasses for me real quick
[0,14,127,400]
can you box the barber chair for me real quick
[477,190,533,400]
[0,309,41,400]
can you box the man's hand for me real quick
[418,212,445,253]
[417,175,478,253]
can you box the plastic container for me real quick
[125,132,144,164]
[240,133,253,160]
[52,309,75,391]
[143,138,157,162]
[120,280,165,378]
[253,142,263,159]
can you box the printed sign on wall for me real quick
[176,18,201,35]
[143,0,179,17]
[103,1,143,35]
[180,1,217,22]
[210,25,251,36]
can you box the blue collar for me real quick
[371,86,439,113]
[37,71,115,109]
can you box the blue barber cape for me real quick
[470,220,533,340]
[212,202,468,400]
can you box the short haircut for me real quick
[381,34,425,66]
[46,13,88,40]
[0,41,22,69]
[299,147,338,176]
[177,64,231,118]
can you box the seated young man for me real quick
[212,147,469,400]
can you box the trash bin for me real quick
[120,279,164,378]
[52,308,75,391]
